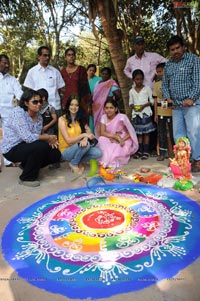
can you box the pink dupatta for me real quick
[93,79,119,137]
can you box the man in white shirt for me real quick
[23,46,65,117]
[0,54,23,167]
[124,35,167,89]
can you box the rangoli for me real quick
[2,184,200,299]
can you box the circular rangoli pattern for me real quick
[2,184,200,299]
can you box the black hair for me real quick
[19,90,41,111]
[87,64,97,72]
[37,88,49,101]
[132,69,144,80]
[167,35,184,50]
[101,67,112,77]
[64,94,86,133]
[104,98,119,114]
[0,54,9,61]
[64,47,76,57]
[37,46,51,56]
[156,63,166,69]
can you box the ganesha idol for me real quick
[169,137,192,180]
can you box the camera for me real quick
[89,138,98,147]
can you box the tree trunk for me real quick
[174,7,200,55]
[93,0,132,116]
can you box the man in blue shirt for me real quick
[162,35,200,172]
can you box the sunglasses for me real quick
[31,100,43,105]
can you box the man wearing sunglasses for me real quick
[0,54,23,168]
[23,46,65,119]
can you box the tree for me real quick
[173,2,200,55]
[88,0,132,115]
[29,0,83,66]
[0,0,89,67]
[1,0,199,103]
[75,31,111,70]
[0,2,38,78]
[117,0,173,57]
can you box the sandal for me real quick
[157,155,165,161]
[191,160,200,173]
[150,150,158,157]
[78,163,85,173]
[69,163,83,175]
[49,162,61,170]
[132,152,142,159]
[6,162,20,167]
[141,153,149,160]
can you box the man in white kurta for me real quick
[23,46,65,117]
[0,54,23,167]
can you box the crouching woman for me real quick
[0,89,61,187]
[58,94,102,175]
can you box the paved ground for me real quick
[0,157,200,301]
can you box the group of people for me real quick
[0,34,199,186]
[125,34,200,175]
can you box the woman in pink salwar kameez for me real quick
[93,67,121,137]
[98,99,138,168]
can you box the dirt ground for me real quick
[0,157,200,301]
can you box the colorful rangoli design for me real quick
[2,184,200,299]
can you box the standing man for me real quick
[124,35,168,156]
[124,35,167,89]
[162,35,200,172]
[0,54,23,167]
[24,46,65,117]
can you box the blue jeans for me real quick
[62,143,102,166]
[172,105,200,160]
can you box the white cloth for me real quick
[23,63,65,110]
[0,72,23,118]
[0,72,23,166]
[129,85,154,119]
[124,51,167,89]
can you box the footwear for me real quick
[150,150,158,157]
[6,162,20,167]
[78,163,85,174]
[18,179,40,187]
[18,163,24,170]
[168,153,174,158]
[191,160,200,173]
[141,153,150,160]
[132,152,142,159]
[157,155,165,161]
[49,162,61,170]
[69,163,83,175]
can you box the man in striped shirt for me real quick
[162,35,200,172]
